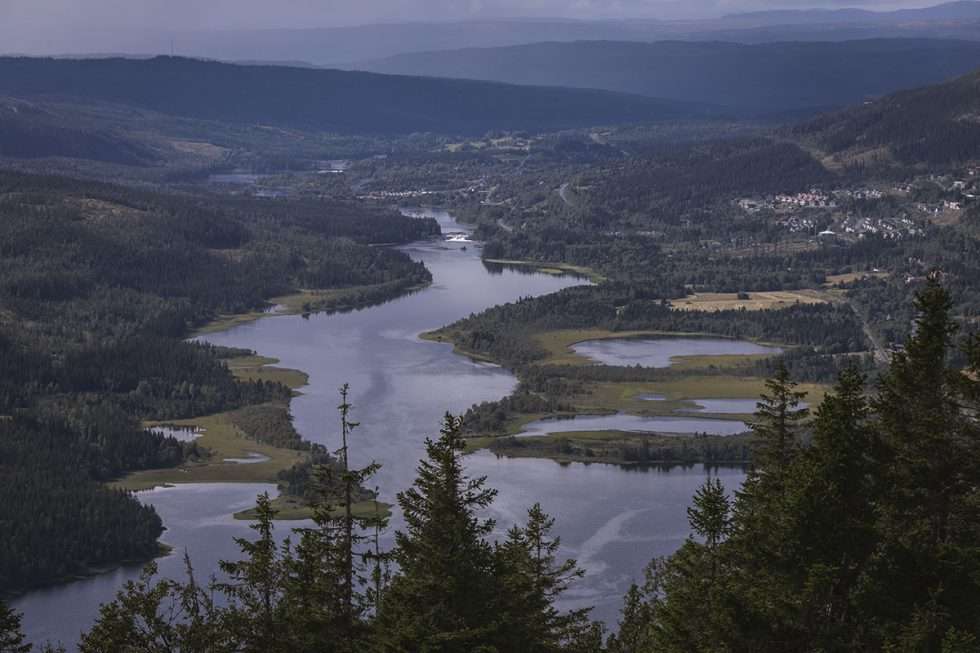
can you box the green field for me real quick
[225,354,309,391]
[113,410,308,491]
[233,495,392,522]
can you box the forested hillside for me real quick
[0,57,709,136]
[2,280,977,652]
[796,65,980,165]
[0,170,437,593]
[357,39,980,114]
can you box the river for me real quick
[15,209,746,648]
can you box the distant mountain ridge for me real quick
[0,56,711,136]
[355,39,980,115]
[11,2,980,65]
[727,0,980,24]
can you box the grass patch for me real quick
[113,411,307,491]
[225,354,308,391]
[518,375,826,432]
[482,258,605,283]
[233,495,392,522]
[418,329,499,363]
[480,431,754,467]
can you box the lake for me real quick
[573,337,782,368]
[14,209,746,648]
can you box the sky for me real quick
[0,0,952,55]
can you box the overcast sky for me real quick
[0,0,948,55]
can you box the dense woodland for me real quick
[0,57,700,137]
[0,170,437,593]
[360,38,980,115]
[796,67,980,166]
[2,279,977,652]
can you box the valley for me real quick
[1,39,980,651]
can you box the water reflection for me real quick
[15,208,746,646]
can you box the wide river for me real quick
[15,209,746,648]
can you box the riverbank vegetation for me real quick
[4,278,977,652]
[0,169,438,594]
[424,283,859,462]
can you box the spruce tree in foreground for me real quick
[496,504,602,653]
[868,274,980,650]
[79,557,227,653]
[0,600,31,653]
[614,277,980,652]
[375,413,500,652]
[218,493,291,652]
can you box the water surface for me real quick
[15,209,746,647]
[574,337,781,368]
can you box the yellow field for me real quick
[670,290,830,312]
[823,271,890,287]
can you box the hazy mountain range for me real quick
[10,2,980,65]
[355,39,980,115]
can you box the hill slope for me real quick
[0,56,709,136]
[795,66,980,166]
[356,39,980,114]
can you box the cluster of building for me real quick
[737,189,840,213]
[778,215,819,233]
[838,215,925,240]
[832,188,884,200]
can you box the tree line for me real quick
[0,169,439,593]
[4,277,977,652]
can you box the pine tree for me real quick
[686,477,732,590]
[375,413,499,652]
[719,364,809,650]
[789,367,877,649]
[337,384,358,632]
[869,274,980,650]
[281,384,381,652]
[0,600,30,653]
[79,560,228,653]
[639,479,738,653]
[605,584,655,653]
[496,503,598,653]
[218,493,291,652]
[749,361,809,485]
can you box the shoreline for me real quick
[3,542,173,602]
[481,258,605,283]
